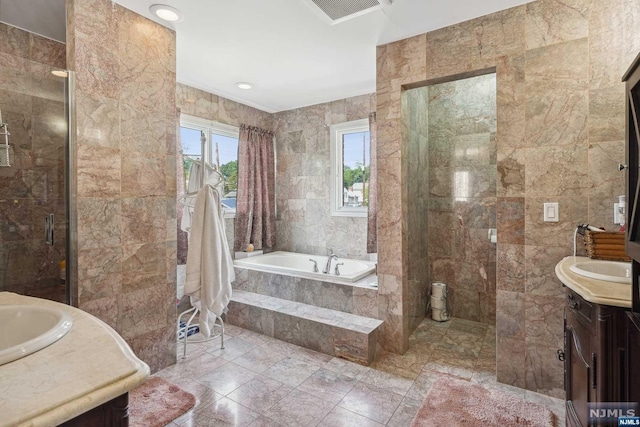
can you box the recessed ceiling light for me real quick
[51,70,68,78]
[150,4,182,22]
[236,82,253,90]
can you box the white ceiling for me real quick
[1,0,535,113]
[113,0,533,113]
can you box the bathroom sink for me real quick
[569,260,632,284]
[0,305,73,366]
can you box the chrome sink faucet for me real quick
[323,250,338,274]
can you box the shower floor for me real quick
[155,316,564,426]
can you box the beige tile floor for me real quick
[157,317,565,426]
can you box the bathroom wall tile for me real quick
[75,92,120,148]
[0,22,30,59]
[377,34,426,82]
[524,294,564,348]
[117,285,170,341]
[120,103,167,153]
[496,290,524,339]
[589,0,640,90]
[121,154,166,197]
[76,145,121,198]
[77,198,122,250]
[353,287,378,318]
[588,140,625,198]
[589,86,626,143]
[79,296,118,330]
[524,197,588,249]
[496,336,525,388]
[524,145,589,197]
[78,247,122,302]
[496,147,525,197]
[497,243,525,292]
[524,343,564,398]
[121,242,167,293]
[121,197,168,245]
[128,325,176,373]
[524,0,589,50]
[525,245,567,297]
[588,196,623,232]
[524,40,588,148]
[496,197,524,245]
[29,33,66,69]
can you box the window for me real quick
[330,118,370,217]
[180,114,239,218]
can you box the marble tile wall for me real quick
[66,0,177,372]
[376,0,640,397]
[272,94,376,260]
[0,23,67,302]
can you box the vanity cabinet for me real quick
[564,288,627,427]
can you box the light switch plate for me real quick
[544,202,559,222]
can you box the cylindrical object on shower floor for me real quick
[431,282,449,322]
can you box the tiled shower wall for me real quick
[376,0,639,397]
[0,23,67,301]
[272,94,376,260]
[67,0,178,372]
[414,75,497,325]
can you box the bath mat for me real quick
[129,377,196,427]
[411,377,556,427]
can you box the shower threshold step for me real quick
[227,290,382,365]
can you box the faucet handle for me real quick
[334,262,344,276]
[309,259,319,273]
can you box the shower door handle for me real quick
[45,214,54,245]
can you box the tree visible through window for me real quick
[330,118,370,217]
[180,116,239,216]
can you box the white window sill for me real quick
[330,208,368,218]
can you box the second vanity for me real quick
[555,256,633,427]
[0,292,149,427]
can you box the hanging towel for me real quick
[184,183,235,337]
[181,161,226,232]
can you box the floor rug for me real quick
[129,377,196,427]
[411,377,556,427]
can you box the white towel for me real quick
[180,162,226,232]
[184,184,235,337]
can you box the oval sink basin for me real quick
[569,260,632,284]
[0,305,72,366]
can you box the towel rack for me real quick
[176,129,227,359]
[177,307,225,359]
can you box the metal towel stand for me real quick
[177,129,226,359]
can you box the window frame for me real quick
[180,114,239,219]
[329,118,370,218]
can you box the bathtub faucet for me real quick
[323,253,338,274]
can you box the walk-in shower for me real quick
[404,72,497,326]
[0,23,73,305]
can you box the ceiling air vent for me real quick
[304,0,389,24]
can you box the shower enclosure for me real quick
[405,73,497,326]
[0,24,72,304]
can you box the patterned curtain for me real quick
[234,124,276,252]
[176,108,189,264]
[367,112,377,253]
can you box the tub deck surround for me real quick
[555,256,632,308]
[0,292,149,427]
[227,290,382,365]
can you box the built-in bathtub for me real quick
[234,251,376,283]
[233,251,378,317]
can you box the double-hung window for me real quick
[180,114,239,218]
[330,118,371,217]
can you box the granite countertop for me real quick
[0,292,149,427]
[555,256,632,308]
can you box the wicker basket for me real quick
[583,230,631,262]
